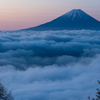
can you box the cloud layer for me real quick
[0,30,100,100]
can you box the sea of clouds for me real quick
[0,30,100,100]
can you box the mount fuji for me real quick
[24,9,100,30]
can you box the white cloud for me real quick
[0,30,100,100]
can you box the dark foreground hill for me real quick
[24,9,100,30]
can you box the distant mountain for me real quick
[24,9,100,30]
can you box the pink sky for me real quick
[0,0,100,30]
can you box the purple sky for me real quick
[0,0,100,30]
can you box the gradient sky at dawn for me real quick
[0,0,100,30]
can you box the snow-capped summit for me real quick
[63,9,88,20]
[24,9,100,30]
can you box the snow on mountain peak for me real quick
[62,9,87,20]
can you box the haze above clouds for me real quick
[0,30,100,100]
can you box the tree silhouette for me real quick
[87,80,100,100]
[0,81,14,100]
[96,80,100,100]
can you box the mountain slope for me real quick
[25,9,100,30]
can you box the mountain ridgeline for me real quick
[25,9,100,30]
